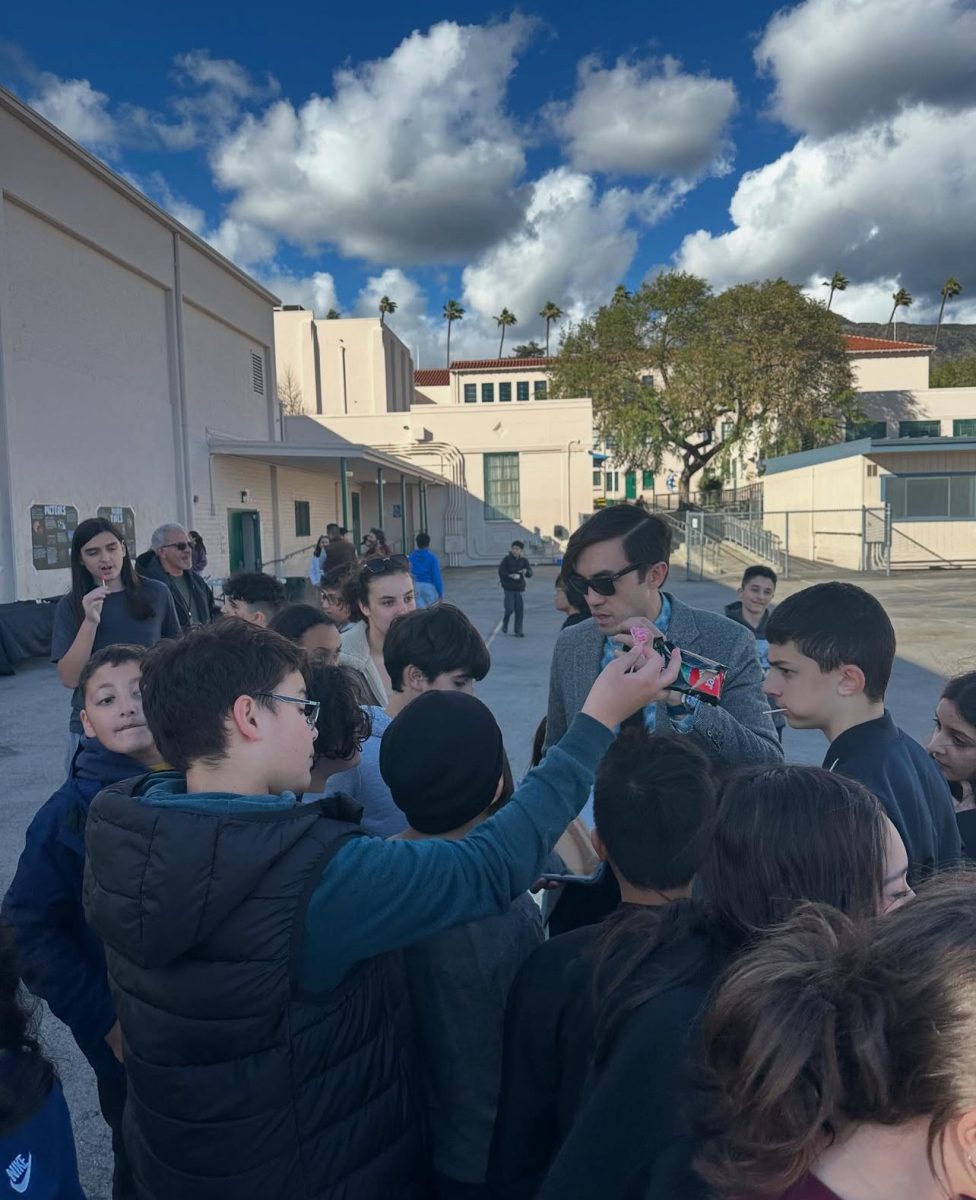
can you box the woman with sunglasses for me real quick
[52,517,180,761]
[338,556,416,705]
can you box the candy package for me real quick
[652,635,727,705]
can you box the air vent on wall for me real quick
[251,352,265,395]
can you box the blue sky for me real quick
[3,0,975,363]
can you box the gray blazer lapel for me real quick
[662,592,700,646]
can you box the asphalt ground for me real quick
[1,564,972,1196]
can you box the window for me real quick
[499,382,512,402]
[846,420,887,441]
[463,383,477,404]
[294,500,311,537]
[482,383,495,403]
[953,419,976,437]
[605,471,619,493]
[898,419,941,438]
[593,470,602,487]
[642,470,654,490]
[251,352,265,395]
[884,474,976,520]
[534,380,548,399]
[484,453,520,521]
[866,464,879,477]
[516,381,530,401]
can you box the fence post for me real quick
[784,511,790,580]
[685,516,692,581]
[885,503,892,577]
[860,507,867,572]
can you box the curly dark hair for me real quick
[307,661,373,762]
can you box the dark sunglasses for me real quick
[565,561,653,598]
[161,541,191,552]
[363,555,410,574]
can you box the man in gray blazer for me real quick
[545,505,782,768]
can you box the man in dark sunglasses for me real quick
[545,504,783,777]
[142,522,217,631]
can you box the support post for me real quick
[784,511,791,580]
[339,457,349,530]
[420,482,429,533]
[377,467,385,530]
[400,474,408,554]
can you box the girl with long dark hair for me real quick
[697,872,976,1200]
[929,671,976,856]
[52,518,180,755]
[338,556,416,705]
[0,923,85,1197]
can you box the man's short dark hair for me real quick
[326,523,341,536]
[765,582,895,702]
[383,604,490,693]
[741,565,778,588]
[415,532,431,549]
[268,603,337,643]
[563,504,672,580]
[593,729,716,890]
[79,644,146,702]
[139,621,308,773]
[511,540,525,550]
[223,571,286,619]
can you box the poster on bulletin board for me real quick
[30,504,78,570]
[97,507,137,559]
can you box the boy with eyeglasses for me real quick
[82,617,679,1200]
[545,505,781,775]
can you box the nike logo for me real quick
[6,1153,31,1193]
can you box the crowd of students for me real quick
[2,502,976,1200]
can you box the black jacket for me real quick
[83,779,425,1200]
[824,711,961,881]
[498,554,533,593]
[141,556,216,628]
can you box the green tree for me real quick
[934,277,963,348]
[378,295,397,325]
[443,299,465,366]
[494,307,517,357]
[539,301,564,356]
[931,354,976,387]
[886,287,913,338]
[822,271,848,311]
[550,273,857,504]
[511,341,545,358]
[325,308,341,319]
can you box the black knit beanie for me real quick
[380,690,505,834]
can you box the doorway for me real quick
[228,510,262,572]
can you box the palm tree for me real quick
[886,288,913,339]
[325,308,341,320]
[539,301,564,357]
[443,299,465,367]
[378,295,397,326]
[494,308,517,357]
[822,271,848,311]
[934,277,963,347]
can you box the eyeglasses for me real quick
[254,693,321,728]
[565,562,653,598]
[161,541,191,552]
[363,555,410,574]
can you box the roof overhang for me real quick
[207,436,446,487]
[766,436,976,475]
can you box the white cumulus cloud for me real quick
[674,103,976,319]
[551,55,737,177]
[210,17,535,265]
[756,0,976,137]
[28,74,119,153]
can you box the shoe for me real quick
[501,627,508,635]
[515,632,525,637]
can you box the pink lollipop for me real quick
[630,625,650,647]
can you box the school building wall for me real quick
[0,87,281,602]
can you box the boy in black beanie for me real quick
[381,691,544,1199]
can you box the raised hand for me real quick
[581,644,683,730]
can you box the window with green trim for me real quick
[484,453,520,521]
[534,380,548,399]
[516,381,529,401]
[846,420,887,441]
[592,470,602,487]
[898,419,941,438]
[642,470,654,490]
[953,419,976,437]
[885,474,976,519]
[499,382,512,402]
[482,383,495,403]
[463,384,477,404]
[294,500,310,537]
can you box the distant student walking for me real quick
[409,533,444,608]
[499,541,533,637]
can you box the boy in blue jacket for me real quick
[764,581,960,882]
[3,644,164,1200]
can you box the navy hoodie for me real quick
[0,1065,84,1200]
[2,738,152,1045]
[823,711,961,881]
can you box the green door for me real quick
[228,511,263,572]
[625,471,637,500]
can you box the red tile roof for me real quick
[450,357,551,370]
[414,368,450,387]
[842,334,933,354]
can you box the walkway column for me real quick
[377,467,385,530]
[420,482,429,533]
[339,457,349,529]
[400,474,408,554]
